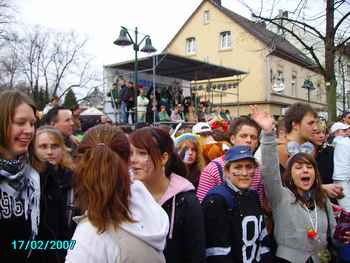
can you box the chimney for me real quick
[212,0,221,6]
[278,9,283,17]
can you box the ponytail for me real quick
[74,127,132,233]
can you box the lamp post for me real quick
[302,79,315,103]
[113,26,157,124]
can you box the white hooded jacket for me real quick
[65,180,169,263]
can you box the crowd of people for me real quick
[2,88,350,263]
[113,77,233,125]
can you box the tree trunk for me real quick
[325,0,336,121]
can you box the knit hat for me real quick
[174,133,198,146]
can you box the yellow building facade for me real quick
[165,0,327,117]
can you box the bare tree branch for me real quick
[252,14,325,75]
[336,35,350,49]
[334,11,350,34]
[50,31,88,95]
[268,16,325,40]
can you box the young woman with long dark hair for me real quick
[129,127,206,263]
[251,106,350,263]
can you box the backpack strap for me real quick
[212,160,224,183]
[206,184,236,210]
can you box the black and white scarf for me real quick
[0,155,40,239]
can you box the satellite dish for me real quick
[272,81,285,92]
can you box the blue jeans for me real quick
[120,101,128,123]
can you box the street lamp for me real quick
[113,26,157,124]
[302,79,315,103]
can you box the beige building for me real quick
[164,0,327,117]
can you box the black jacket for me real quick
[315,144,334,185]
[161,189,206,263]
[29,164,76,263]
[202,183,272,263]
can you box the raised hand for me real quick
[249,105,274,133]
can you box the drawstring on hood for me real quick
[169,196,176,239]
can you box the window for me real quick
[186,37,196,55]
[220,31,231,49]
[291,71,297,96]
[347,64,350,76]
[272,69,285,93]
[203,10,210,25]
[316,82,322,101]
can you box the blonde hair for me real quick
[315,120,327,132]
[35,126,74,170]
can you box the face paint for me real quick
[184,149,190,162]
[130,144,157,182]
[180,146,189,161]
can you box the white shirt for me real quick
[333,136,350,181]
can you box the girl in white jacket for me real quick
[65,125,169,263]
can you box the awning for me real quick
[104,52,246,81]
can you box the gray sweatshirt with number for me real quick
[261,131,336,263]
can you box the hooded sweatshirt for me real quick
[65,180,169,263]
[159,173,206,263]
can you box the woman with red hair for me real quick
[66,125,169,263]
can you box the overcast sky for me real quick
[17,0,327,67]
[17,0,257,67]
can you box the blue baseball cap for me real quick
[224,145,256,164]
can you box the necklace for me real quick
[303,200,318,239]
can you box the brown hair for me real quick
[283,153,327,209]
[129,127,188,178]
[0,90,44,170]
[0,90,36,153]
[176,139,205,172]
[228,117,260,138]
[35,126,74,170]
[74,125,132,233]
[284,103,317,133]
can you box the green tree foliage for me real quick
[63,89,78,110]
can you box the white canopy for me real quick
[80,107,105,116]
